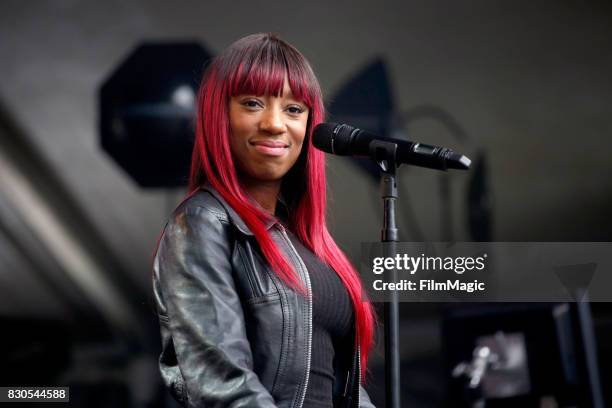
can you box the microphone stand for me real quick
[369,140,401,408]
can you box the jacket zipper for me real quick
[346,343,360,408]
[278,225,313,408]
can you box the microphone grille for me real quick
[312,123,339,153]
[312,122,356,155]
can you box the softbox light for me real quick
[99,42,213,188]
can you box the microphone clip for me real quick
[368,139,400,174]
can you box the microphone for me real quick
[312,122,471,171]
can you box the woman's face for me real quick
[228,79,309,184]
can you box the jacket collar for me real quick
[201,182,288,236]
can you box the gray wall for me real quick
[2,3,610,285]
[1,0,611,311]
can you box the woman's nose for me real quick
[259,107,286,134]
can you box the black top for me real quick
[286,230,355,408]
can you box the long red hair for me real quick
[189,33,376,381]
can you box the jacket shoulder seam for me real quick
[174,191,231,225]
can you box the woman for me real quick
[153,33,377,408]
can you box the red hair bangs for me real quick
[224,35,320,111]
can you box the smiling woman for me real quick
[228,82,309,211]
[152,33,377,408]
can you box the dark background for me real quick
[1,1,611,407]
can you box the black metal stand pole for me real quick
[382,172,401,408]
[370,140,401,408]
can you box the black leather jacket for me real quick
[153,185,376,408]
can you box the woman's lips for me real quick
[250,140,289,157]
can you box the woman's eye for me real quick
[287,106,304,114]
[242,99,261,108]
